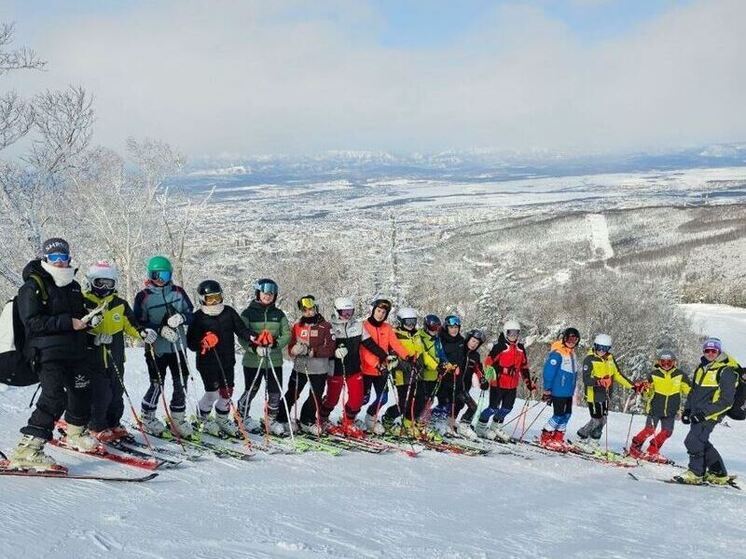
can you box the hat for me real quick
[42,237,70,256]
[702,338,722,353]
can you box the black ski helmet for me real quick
[254,278,278,300]
[424,314,442,332]
[297,294,317,311]
[562,327,580,344]
[370,298,392,320]
[197,279,223,304]
[465,329,486,346]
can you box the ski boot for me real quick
[573,436,600,454]
[491,424,512,443]
[242,416,263,434]
[300,422,324,437]
[474,420,498,440]
[141,409,168,436]
[704,472,733,485]
[675,470,704,485]
[169,411,195,438]
[198,414,221,437]
[215,412,239,437]
[267,419,286,436]
[64,424,99,452]
[8,435,60,471]
[109,425,130,441]
[627,440,644,459]
[539,429,555,448]
[364,414,386,436]
[456,422,479,440]
[416,422,443,443]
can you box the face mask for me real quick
[202,303,225,316]
[41,260,75,287]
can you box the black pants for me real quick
[198,362,235,392]
[141,351,188,413]
[458,391,480,423]
[89,362,125,432]
[21,360,91,441]
[363,374,389,417]
[685,420,726,476]
[384,383,418,422]
[238,364,284,419]
[276,370,327,425]
[414,379,437,420]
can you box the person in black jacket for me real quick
[186,280,253,437]
[9,238,99,470]
[435,314,465,430]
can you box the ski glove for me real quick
[525,378,537,392]
[200,331,219,355]
[256,330,274,347]
[386,355,399,371]
[290,342,309,357]
[479,377,490,391]
[140,328,158,345]
[160,325,179,343]
[681,409,691,425]
[596,377,612,389]
[89,314,103,328]
[541,390,553,404]
[93,333,113,346]
[167,313,185,328]
[633,380,649,394]
[483,366,496,382]
[334,346,348,359]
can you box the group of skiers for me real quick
[4,237,743,486]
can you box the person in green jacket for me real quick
[236,278,290,435]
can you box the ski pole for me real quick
[502,399,543,429]
[148,344,187,451]
[267,357,296,445]
[624,393,639,451]
[302,363,324,440]
[509,397,531,440]
[209,346,254,451]
[104,346,155,452]
[517,403,549,442]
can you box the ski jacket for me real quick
[84,291,142,370]
[417,330,443,382]
[360,317,411,376]
[288,314,334,375]
[391,328,438,386]
[582,350,633,403]
[238,299,290,368]
[688,353,739,422]
[542,340,578,398]
[330,314,363,376]
[187,305,252,377]
[461,349,484,392]
[484,333,530,390]
[133,282,194,356]
[440,331,465,369]
[642,365,691,418]
[16,259,87,364]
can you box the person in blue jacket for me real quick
[539,327,580,450]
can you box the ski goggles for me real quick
[703,348,720,355]
[374,300,392,311]
[658,359,675,369]
[299,297,316,310]
[256,281,278,294]
[203,293,223,305]
[92,278,115,290]
[594,344,611,353]
[45,252,70,264]
[338,308,354,320]
[505,329,520,339]
[444,315,461,328]
[149,270,172,283]
[401,318,417,329]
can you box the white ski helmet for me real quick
[593,333,612,350]
[396,307,418,329]
[86,260,118,296]
[503,320,521,338]
[334,297,355,312]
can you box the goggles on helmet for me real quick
[299,297,316,310]
[256,281,278,294]
[401,318,417,329]
[150,270,172,283]
[506,329,520,339]
[46,252,70,264]
[445,315,461,327]
[658,358,675,369]
[338,308,354,320]
[203,293,223,305]
[92,278,115,290]
[594,344,611,353]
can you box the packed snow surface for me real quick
[1,304,744,558]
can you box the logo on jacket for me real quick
[74,375,90,389]
[113,313,121,322]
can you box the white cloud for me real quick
[4,0,745,156]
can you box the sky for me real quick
[1,0,744,157]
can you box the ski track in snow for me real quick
[1,304,745,558]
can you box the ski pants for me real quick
[543,397,572,432]
[457,389,480,424]
[89,361,125,432]
[238,364,284,420]
[363,373,389,417]
[21,360,91,441]
[321,373,364,422]
[142,350,188,413]
[684,419,726,477]
[197,362,235,392]
[632,415,675,452]
[479,387,517,424]
[276,369,327,425]
[577,401,609,440]
[384,382,417,423]
[415,379,437,421]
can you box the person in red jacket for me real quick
[359,298,414,435]
[276,295,335,436]
[476,320,536,441]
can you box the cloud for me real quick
[3,0,745,156]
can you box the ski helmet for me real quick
[334,297,355,320]
[147,255,173,283]
[254,278,278,300]
[197,279,223,305]
[656,348,677,361]
[370,298,392,320]
[87,260,118,297]
[593,333,612,353]
[465,329,486,346]
[396,307,418,330]
[424,314,442,333]
[503,319,521,340]
[297,295,317,311]
[562,327,580,344]
[444,315,461,328]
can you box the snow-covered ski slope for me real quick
[1,305,744,558]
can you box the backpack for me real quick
[0,275,47,387]
[726,365,746,421]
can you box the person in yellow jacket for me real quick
[83,261,157,442]
[628,349,691,461]
[576,334,644,448]
[382,308,438,434]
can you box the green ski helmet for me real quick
[147,256,173,273]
